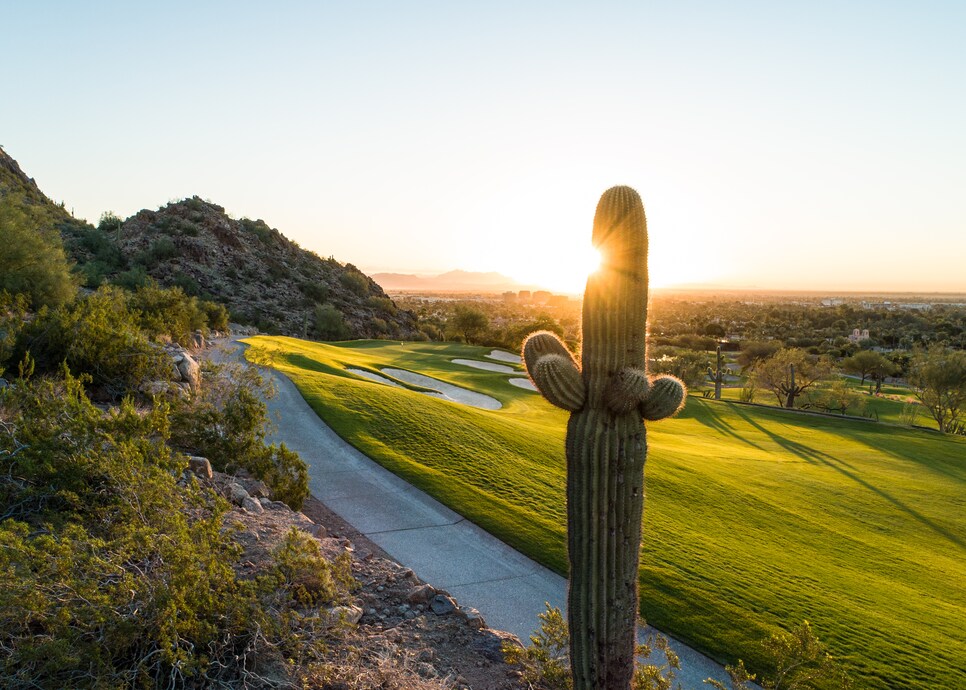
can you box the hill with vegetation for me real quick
[244,336,966,690]
[0,146,416,340]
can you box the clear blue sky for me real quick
[3,1,964,292]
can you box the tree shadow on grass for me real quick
[732,407,966,552]
[690,400,763,451]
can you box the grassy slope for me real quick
[246,336,966,690]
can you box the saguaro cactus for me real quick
[522,186,686,689]
[708,345,725,400]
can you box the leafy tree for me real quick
[909,346,966,433]
[738,340,781,371]
[452,304,489,344]
[750,349,832,409]
[841,350,895,389]
[803,379,867,416]
[0,197,77,309]
[650,346,711,390]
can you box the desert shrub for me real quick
[366,295,397,315]
[171,271,201,296]
[371,317,389,335]
[129,282,207,344]
[136,237,178,267]
[113,265,150,290]
[0,292,29,372]
[97,211,124,234]
[0,197,78,309]
[12,286,170,398]
[339,270,370,297]
[300,280,330,303]
[314,303,351,340]
[201,299,230,331]
[239,217,274,244]
[706,620,852,690]
[168,361,309,509]
[0,371,268,686]
[502,605,681,690]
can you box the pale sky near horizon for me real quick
[2,1,964,293]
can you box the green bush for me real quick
[168,361,309,509]
[12,286,170,398]
[339,270,370,297]
[313,303,351,340]
[129,282,206,344]
[0,372,268,686]
[0,197,78,309]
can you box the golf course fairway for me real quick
[244,336,966,689]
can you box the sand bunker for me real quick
[382,368,502,410]
[452,358,519,374]
[347,368,403,387]
[486,350,522,364]
[509,378,538,392]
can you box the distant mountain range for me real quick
[371,269,541,293]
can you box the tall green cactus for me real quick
[522,186,686,689]
[708,345,725,400]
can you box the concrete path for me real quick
[218,339,737,689]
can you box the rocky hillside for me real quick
[110,197,417,338]
[0,147,416,339]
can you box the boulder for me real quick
[457,606,486,629]
[407,583,436,605]
[176,353,201,391]
[241,496,265,514]
[329,604,363,625]
[187,456,213,479]
[471,629,522,661]
[429,594,457,616]
[228,482,250,506]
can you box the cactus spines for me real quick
[522,186,685,690]
[708,345,724,400]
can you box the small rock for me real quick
[187,456,213,479]
[228,482,250,505]
[258,497,271,506]
[397,604,410,614]
[417,648,435,662]
[430,594,457,616]
[457,606,486,629]
[404,610,416,619]
[246,479,271,498]
[241,496,264,514]
[473,630,522,662]
[407,584,436,605]
[329,605,363,625]
[367,608,378,616]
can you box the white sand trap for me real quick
[486,350,522,364]
[509,378,538,392]
[347,368,403,388]
[382,368,502,410]
[452,358,518,374]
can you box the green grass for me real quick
[245,336,966,690]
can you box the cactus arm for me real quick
[640,374,687,421]
[523,331,586,411]
[604,367,650,415]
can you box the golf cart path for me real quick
[223,339,735,688]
